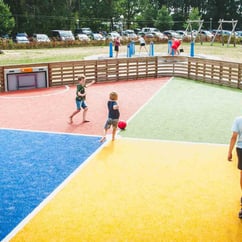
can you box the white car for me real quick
[15,36,29,44]
[76,34,90,41]
[92,33,106,41]
[15,33,29,43]
[33,34,50,42]
[106,32,121,41]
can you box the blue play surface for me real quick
[0,129,101,241]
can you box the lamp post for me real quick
[210,18,212,31]
[76,19,80,29]
[120,15,124,33]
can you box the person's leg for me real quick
[240,170,242,218]
[236,148,242,218]
[112,127,117,141]
[81,101,90,122]
[69,100,81,123]
[69,110,80,123]
[100,120,111,142]
[82,107,89,122]
[240,170,242,190]
[100,128,108,142]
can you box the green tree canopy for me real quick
[0,0,15,35]
[2,0,242,35]
[154,5,174,31]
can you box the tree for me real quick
[2,0,242,35]
[184,7,201,30]
[136,2,158,28]
[154,5,174,31]
[0,0,15,35]
[115,0,148,29]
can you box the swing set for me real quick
[184,19,204,43]
[184,20,204,56]
[210,19,238,47]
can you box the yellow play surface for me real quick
[10,138,242,242]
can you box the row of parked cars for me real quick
[4,27,242,44]
[98,28,242,42]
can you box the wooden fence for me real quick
[0,56,241,92]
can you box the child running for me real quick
[68,74,95,124]
[100,91,120,142]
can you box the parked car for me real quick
[32,34,50,42]
[74,27,93,38]
[144,32,155,38]
[1,34,9,40]
[236,31,242,37]
[51,30,75,41]
[151,31,167,40]
[89,33,106,41]
[122,29,137,40]
[175,30,192,41]
[175,30,187,38]
[76,34,90,41]
[14,33,30,43]
[212,30,232,36]
[198,30,214,41]
[163,30,181,39]
[106,31,121,41]
[141,27,160,34]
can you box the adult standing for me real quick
[114,37,121,58]
[227,116,242,219]
[138,35,148,54]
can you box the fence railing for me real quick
[0,56,241,92]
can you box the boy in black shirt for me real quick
[100,92,120,142]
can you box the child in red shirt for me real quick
[170,38,181,55]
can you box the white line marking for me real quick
[0,85,70,99]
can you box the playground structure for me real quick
[185,19,204,43]
[184,20,204,57]
[211,19,238,47]
[109,41,155,58]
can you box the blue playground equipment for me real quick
[130,41,135,56]
[190,41,195,57]
[127,43,131,57]
[109,42,113,58]
[127,41,135,58]
[149,42,154,56]
[168,40,174,56]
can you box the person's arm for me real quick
[228,131,238,161]
[113,101,119,110]
[77,89,86,98]
[113,104,119,110]
[86,80,96,87]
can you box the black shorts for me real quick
[114,46,119,51]
[140,43,145,46]
[236,148,242,170]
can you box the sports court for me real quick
[1,77,242,241]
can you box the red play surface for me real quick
[0,78,169,135]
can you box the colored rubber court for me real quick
[0,77,242,241]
